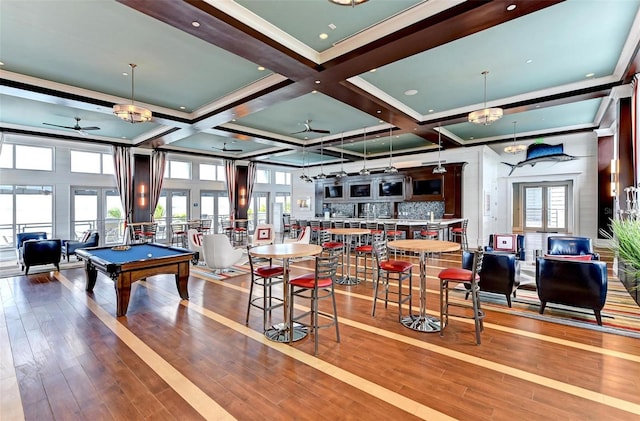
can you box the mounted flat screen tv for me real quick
[379,181,404,197]
[350,184,371,198]
[412,179,442,195]
[325,185,343,198]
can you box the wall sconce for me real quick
[610,159,619,198]
[139,183,147,207]
[239,188,246,206]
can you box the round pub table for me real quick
[387,239,460,332]
[248,243,323,342]
[327,227,370,286]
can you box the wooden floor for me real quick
[2,248,640,420]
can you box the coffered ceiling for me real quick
[1,0,639,168]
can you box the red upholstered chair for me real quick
[289,254,340,356]
[371,240,413,321]
[438,247,484,344]
[451,219,469,250]
[246,246,284,331]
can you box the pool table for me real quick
[76,243,198,316]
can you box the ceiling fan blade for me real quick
[80,126,100,131]
[290,129,307,135]
[310,129,330,134]
[43,122,75,130]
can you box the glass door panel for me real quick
[523,183,569,233]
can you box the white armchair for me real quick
[284,226,311,244]
[202,234,245,272]
[187,229,204,263]
[250,223,275,246]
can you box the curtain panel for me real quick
[246,161,257,205]
[150,150,166,221]
[225,160,236,219]
[112,146,133,243]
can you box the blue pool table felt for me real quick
[88,244,187,264]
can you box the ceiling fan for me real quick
[290,119,330,135]
[43,117,100,133]
[212,142,243,152]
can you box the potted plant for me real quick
[603,218,640,304]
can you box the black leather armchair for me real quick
[16,231,47,260]
[463,251,520,307]
[62,231,99,261]
[535,257,608,325]
[487,234,525,261]
[19,239,62,275]
[546,236,600,260]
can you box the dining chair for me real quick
[246,246,284,331]
[140,222,158,243]
[438,247,485,344]
[289,254,340,356]
[451,219,469,250]
[371,240,413,321]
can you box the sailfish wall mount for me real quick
[502,143,576,175]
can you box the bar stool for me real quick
[246,246,285,331]
[438,247,484,344]
[289,254,340,356]
[221,219,233,240]
[419,223,440,240]
[383,222,403,257]
[309,220,321,244]
[233,220,248,246]
[140,222,158,243]
[282,214,291,241]
[354,231,384,286]
[451,219,469,250]
[320,230,344,276]
[371,240,413,321]
[365,221,382,245]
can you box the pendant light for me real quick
[359,127,370,175]
[336,132,348,178]
[315,137,327,179]
[504,121,527,154]
[433,125,447,174]
[468,70,503,125]
[113,64,152,123]
[384,126,398,173]
[299,145,313,182]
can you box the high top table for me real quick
[387,239,460,332]
[249,243,323,342]
[326,227,370,285]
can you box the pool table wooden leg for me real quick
[176,261,190,300]
[115,273,132,317]
[85,264,97,292]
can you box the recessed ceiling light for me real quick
[231,118,236,122]
[192,21,200,27]
[469,137,475,140]
[404,89,418,96]
[319,33,328,40]
[428,109,434,113]
[369,68,377,73]
[507,4,516,11]
[0,61,4,66]
[378,120,384,123]
[328,23,337,30]
[257,66,265,71]
[180,106,186,110]
[526,59,533,64]
[122,72,128,76]
[376,110,381,114]
[121,136,127,139]
[585,72,595,78]
[311,90,318,94]
[315,80,321,84]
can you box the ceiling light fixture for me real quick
[113,64,152,124]
[384,127,398,173]
[329,0,368,6]
[359,128,370,176]
[315,138,327,179]
[468,70,503,125]
[336,133,348,178]
[433,125,447,174]
[504,121,527,154]
[300,146,313,183]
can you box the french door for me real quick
[522,182,570,233]
[155,190,190,242]
[71,187,123,244]
[200,190,229,234]
[247,193,269,232]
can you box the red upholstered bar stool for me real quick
[451,218,469,250]
[383,222,403,257]
[438,247,484,344]
[246,246,285,332]
[289,254,340,356]
[310,220,321,245]
[355,231,384,286]
[140,222,158,243]
[371,240,413,321]
[365,221,383,245]
[221,218,234,240]
[233,220,248,246]
[320,230,344,277]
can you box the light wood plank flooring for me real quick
[1,248,640,420]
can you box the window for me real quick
[256,169,270,183]
[275,193,291,213]
[199,164,226,181]
[275,171,291,185]
[102,154,114,175]
[15,145,52,171]
[0,144,13,168]
[165,160,191,179]
[71,151,114,174]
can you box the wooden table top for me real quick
[327,228,370,235]
[388,239,460,253]
[249,243,323,259]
